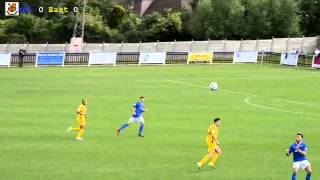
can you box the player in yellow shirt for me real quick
[197,117,222,169]
[67,99,87,141]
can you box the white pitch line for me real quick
[276,98,320,108]
[165,79,208,89]
[198,75,320,80]
[165,79,320,117]
[244,96,320,117]
[219,89,254,96]
[165,79,255,96]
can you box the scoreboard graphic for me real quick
[4,1,79,16]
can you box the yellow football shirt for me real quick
[206,124,219,144]
[77,104,87,119]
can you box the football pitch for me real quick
[1,64,319,180]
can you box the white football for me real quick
[210,82,218,91]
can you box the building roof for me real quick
[133,0,191,16]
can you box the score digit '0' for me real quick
[73,7,78,13]
[38,6,44,13]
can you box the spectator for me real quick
[315,48,320,58]
[18,49,26,67]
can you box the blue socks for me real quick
[119,123,129,131]
[306,173,311,180]
[139,124,144,135]
[291,172,311,180]
[292,173,296,180]
[119,123,144,135]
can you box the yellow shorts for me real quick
[77,117,86,126]
[207,141,217,153]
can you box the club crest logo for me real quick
[5,2,19,16]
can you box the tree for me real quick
[261,0,301,38]
[190,0,200,10]
[140,10,183,42]
[52,15,76,43]
[119,14,141,42]
[108,5,127,28]
[298,0,320,36]
[5,14,37,42]
[118,0,134,10]
[189,0,244,40]
[179,10,194,41]
[276,0,301,37]
[6,33,27,43]
[86,0,114,25]
[83,13,124,43]
[32,18,56,43]
[0,0,314,43]
[240,0,269,39]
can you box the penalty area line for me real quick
[165,79,320,117]
[164,79,255,96]
[275,98,320,108]
[244,96,320,117]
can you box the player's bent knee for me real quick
[208,152,214,158]
[215,147,222,154]
[306,167,312,173]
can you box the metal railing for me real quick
[64,53,89,65]
[263,52,314,67]
[11,53,36,66]
[8,52,316,67]
[117,52,140,64]
[166,52,188,64]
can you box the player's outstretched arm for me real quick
[132,107,136,116]
[285,149,290,156]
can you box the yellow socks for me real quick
[199,155,210,166]
[76,129,84,138]
[71,127,80,131]
[210,153,220,166]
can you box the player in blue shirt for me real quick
[286,133,312,180]
[117,96,147,137]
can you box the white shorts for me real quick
[128,116,145,124]
[293,160,311,170]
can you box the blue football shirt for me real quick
[132,102,144,118]
[289,142,308,162]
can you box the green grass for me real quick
[0,64,319,180]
